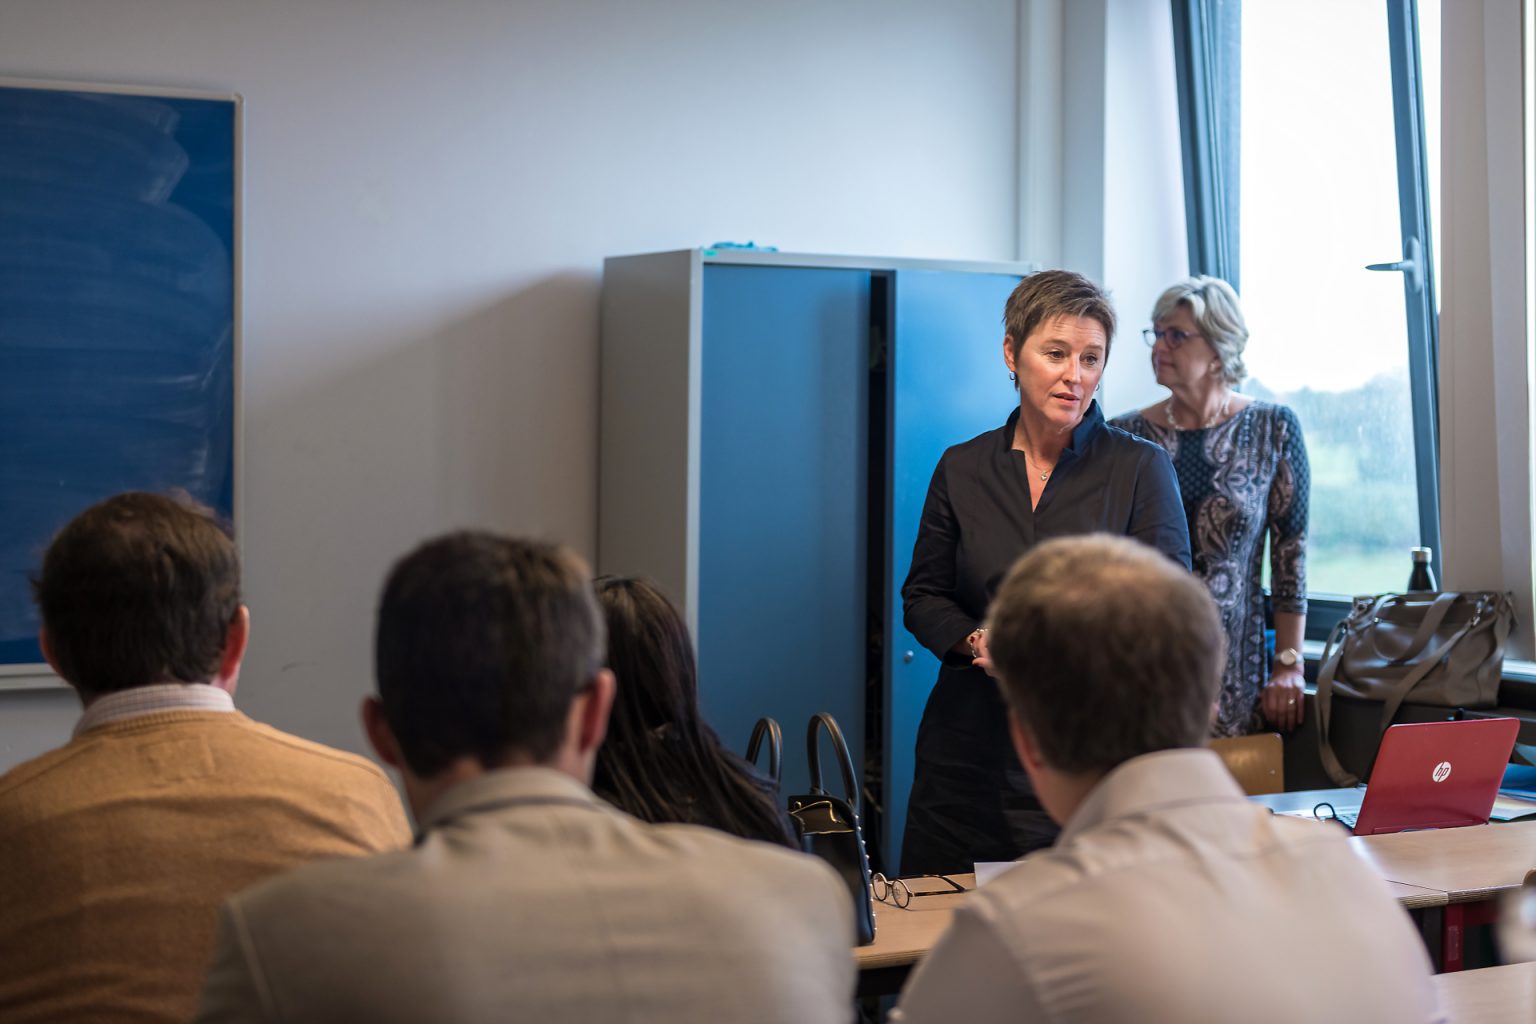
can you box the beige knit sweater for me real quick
[0,710,411,1023]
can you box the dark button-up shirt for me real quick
[903,400,1192,661]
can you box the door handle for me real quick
[1366,235,1424,294]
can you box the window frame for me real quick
[1171,0,1443,641]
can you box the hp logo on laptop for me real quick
[1432,761,1452,783]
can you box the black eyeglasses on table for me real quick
[870,873,970,909]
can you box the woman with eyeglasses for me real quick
[591,576,798,848]
[1111,276,1311,737]
[900,270,1191,875]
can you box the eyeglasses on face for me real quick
[1142,327,1203,349]
[870,872,971,909]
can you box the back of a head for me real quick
[594,577,699,739]
[374,532,604,777]
[592,576,796,846]
[33,491,240,697]
[986,535,1223,774]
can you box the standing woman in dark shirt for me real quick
[592,576,798,848]
[901,270,1192,874]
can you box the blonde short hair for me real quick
[1151,276,1248,386]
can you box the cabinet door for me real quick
[886,269,1023,869]
[698,265,870,802]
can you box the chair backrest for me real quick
[1209,733,1285,795]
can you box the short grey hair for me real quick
[1151,276,1248,386]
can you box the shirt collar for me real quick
[1000,399,1106,458]
[74,682,236,737]
[1058,748,1246,846]
[417,766,602,834]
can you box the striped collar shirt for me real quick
[74,683,236,738]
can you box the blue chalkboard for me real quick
[0,81,239,671]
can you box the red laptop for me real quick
[1320,718,1520,835]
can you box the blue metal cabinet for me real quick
[885,270,1025,868]
[599,250,1032,864]
[697,265,870,801]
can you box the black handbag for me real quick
[745,716,783,788]
[787,712,876,946]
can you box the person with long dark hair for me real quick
[593,576,797,848]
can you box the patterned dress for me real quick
[1111,401,1310,736]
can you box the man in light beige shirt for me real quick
[197,532,855,1024]
[894,534,1442,1024]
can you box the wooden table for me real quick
[1352,821,1536,970]
[1386,879,1451,909]
[1432,962,1536,1023]
[855,874,973,996]
[1352,821,1536,903]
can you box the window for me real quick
[1172,0,1441,625]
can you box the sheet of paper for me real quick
[973,861,1017,887]
[1489,791,1536,822]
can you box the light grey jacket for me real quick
[197,767,856,1023]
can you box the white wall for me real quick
[1098,0,1188,414]
[1438,0,1534,657]
[0,0,1021,769]
[1040,0,1187,415]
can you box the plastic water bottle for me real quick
[1408,547,1437,591]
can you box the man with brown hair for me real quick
[894,534,1440,1024]
[0,492,410,1024]
[197,531,855,1024]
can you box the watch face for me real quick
[1277,648,1299,667]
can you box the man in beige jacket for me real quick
[197,532,856,1024]
[0,492,410,1024]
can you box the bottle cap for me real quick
[1411,547,1433,562]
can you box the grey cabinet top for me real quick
[605,247,1041,277]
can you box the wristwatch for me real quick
[1275,647,1302,669]
[967,628,988,659]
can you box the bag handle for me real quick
[1367,619,1481,735]
[806,712,859,814]
[1472,594,1514,699]
[1314,617,1356,786]
[745,717,783,787]
[1366,590,1513,733]
[1367,592,1459,664]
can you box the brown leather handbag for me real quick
[1315,590,1515,785]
